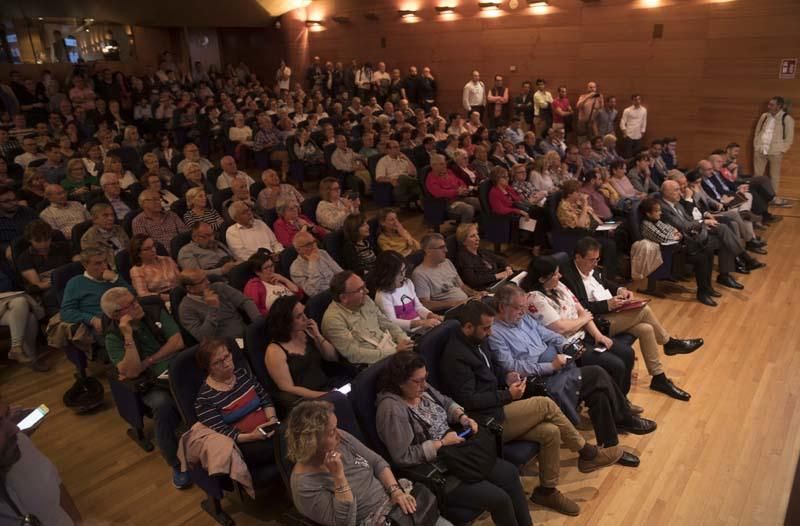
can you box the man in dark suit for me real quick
[440,301,624,516]
[560,237,701,400]
[660,180,761,291]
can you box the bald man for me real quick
[216,155,255,191]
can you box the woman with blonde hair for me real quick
[183,187,224,230]
[287,400,429,526]
[19,167,47,208]
[61,158,99,201]
[530,150,564,193]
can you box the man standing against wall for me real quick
[620,94,648,159]
[533,78,554,138]
[753,96,794,206]
[462,70,486,119]
[576,81,604,144]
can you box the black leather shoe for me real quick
[717,275,744,290]
[746,259,766,271]
[708,288,722,297]
[751,237,767,247]
[618,416,657,435]
[664,338,704,355]
[763,214,783,224]
[697,295,718,307]
[746,243,768,255]
[617,451,640,468]
[650,376,691,401]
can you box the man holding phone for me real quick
[0,398,82,525]
[441,301,624,517]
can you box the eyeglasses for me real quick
[344,285,367,295]
[210,353,233,368]
[427,245,446,251]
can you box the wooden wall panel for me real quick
[277,0,798,197]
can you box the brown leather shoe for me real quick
[578,445,625,473]
[530,487,580,516]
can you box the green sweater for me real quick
[60,274,133,324]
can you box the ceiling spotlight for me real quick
[398,9,418,18]
[305,20,323,27]
[85,28,91,32]
[37,17,44,21]
[479,1,501,9]
[435,5,456,13]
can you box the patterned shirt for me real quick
[641,219,679,244]
[131,211,188,249]
[39,202,90,238]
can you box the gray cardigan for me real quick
[290,431,390,526]
[376,388,464,468]
[178,282,260,340]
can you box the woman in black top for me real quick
[341,213,376,277]
[454,223,513,290]
[265,296,341,414]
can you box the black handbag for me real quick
[436,426,497,483]
[594,316,611,336]
[385,483,441,526]
[523,375,550,398]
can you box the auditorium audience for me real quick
[488,284,656,456]
[129,234,180,301]
[322,270,412,365]
[194,338,279,472]
[441,301,623,515]
[411,233,486,313]
[0,55,780,524]
[225,201,283,260]
[265,296,342,411]
[287,400,424,526]
[39,184,90,239]
[177,268,260,340]
[100,287,189,488]
[178,222,239,276]
[376,352,533,526]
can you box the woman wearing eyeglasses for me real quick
[243,250,302,316]
[371,251,443,336]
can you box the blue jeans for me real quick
[141,386,182,467]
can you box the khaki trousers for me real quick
[604,305,669,376]
[502,396,586,487]
[753,151,784,194]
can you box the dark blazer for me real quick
[455,247,507,291]
[440,330,510,423]
[559,260,620,316]
[658,198,698,236]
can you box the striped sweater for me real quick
[194,368,274,440]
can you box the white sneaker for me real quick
[8,347,32,364]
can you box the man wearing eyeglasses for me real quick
[177,142,214,176]
[177,269,260,341]
[289,230,342,297]
[560,237,702,401]
[100,287,190,489]
[132,189,188,250]
[0,398,82,525]
[322,270,413,365]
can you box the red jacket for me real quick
[488,185,523,215]
[243,277,304,316]
[426,169,466,200]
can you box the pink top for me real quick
[426,169,466,200]
[489,185,523,216]
[273,216,327,247]
[610,176,638,199]
[130,256,180,296]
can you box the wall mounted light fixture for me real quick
[435,5,456,13]
[398,9,418,18]
[527,0,549,6]
[478,1,502,9]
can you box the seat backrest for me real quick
[243,316,276,391]
[417,320,461,390]
[367,153,385,181]
[628,200,643,241]
[301,196,321,224]
[170,198,188,219]
[445,235,459,265]
[170,231,192,261]
[305,290,333,327]
[547,190,564,231]
[206,167,222,189]
[122,209,141,237]
[348,355,392,459]
[169,285,198,345]
[53,261,85,305]
[551,251,570,268]
[405,250,424,275]
[212,188,233,214]
[169,340,247,426]
[250,180,266,199]
[115,249,133,284]
[419,166,434,199]
[278,246,298,279]
[229,260,256,292]
[322,231,344,266]
[478,179,493,212]
[71,220,94,255]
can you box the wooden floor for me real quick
[3,206,799,526]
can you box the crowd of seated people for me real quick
[0,55,786,524]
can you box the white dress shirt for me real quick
[225,218,283,260]
[620,105,648,140]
